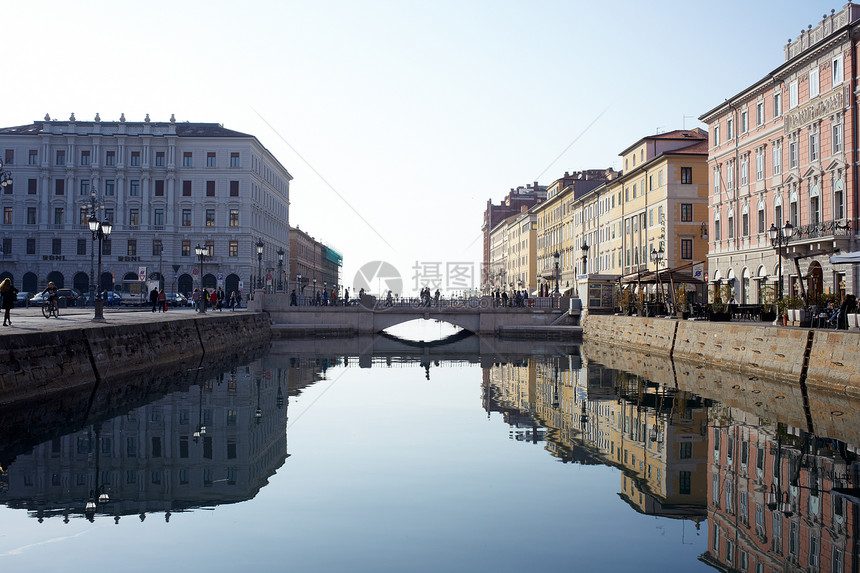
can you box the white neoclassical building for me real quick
[0,113,291,297]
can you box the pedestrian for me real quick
[149,287,159,312]
[502,291,508,307]
[158,288,167,312]
[322,289,328,306]
[434,289,440,306]
[236,290,243,309]
[343,288,350,306]
[290,289,297,306]
[209,289,218,311]
[0,278,18,327]
[201,289,208,313]
[838,294,856,330]
[229,291,237,311]
[192,288,200,312]
[316,290,322,306]
[218,287,225,311]
[331,288,337,306]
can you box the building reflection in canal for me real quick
[0,335,857,572]
[0,355,324,523]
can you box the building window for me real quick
[105,150,115,166]
[229,209,239,227]
[205,209,215,227]
[127,239,137,257]
[727,117,734,139]
[182,209,191,227]
[102,239,111,256]
[727,161,735,189]
[774,92,782,117]
[835,181,845,219]
[28,150,37,165]
[809,68,819,99]
[713,125,720,146]
[153,209,164,226]
[55,179,65,195]
[182,241,191,256]
[756,102,764,126]
[789,142,797,168]
[230,180,239,196]
[52,238,62,255]
[130,151,140,166]
[206,152,216,167]
[728,215,734,239]
[77,239,87,256]
[206,181,215,196]
[740,156,748,185]
[155,151,165,167]
[79,207,89,225]
[681,167,693,184]
[742,211,749,236]
[205,240,214,257]
[789,80,798,109]
[790,199,798,226]
[80,179,90,196]
[182,181,192,196]
[810,195,820,225]
[713,166,721,194]
[104,208,114,223]
[152,239,162,257]
[833,123,843,153]
[129,209,139,227]
[680,203,692,222]
[230,152,240,167]
[129,180,140,196]
[155,180,165,196]
[810,133,819,161]
[833,56,844,85]
[80,150,90,165]
[105,179,115,196]
[28,179,37,194]
[2,150,11,165]
[758,206,765,233]
[54,207,64,225]
[55,150,65,165]
[2,207,11,225]
[679,238,692,260]
[741,111,748,133]
[229,240,238,257]
[26,238,35,254]
[27,207,36,225]
[773,140,782,175]
[182,152,192,167]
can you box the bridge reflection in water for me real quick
[0,336,856,573]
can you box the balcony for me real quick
[793,219,851,240]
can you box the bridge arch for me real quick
[373,311,480,333]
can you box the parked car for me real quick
[15,292,33,307]
[171,293,189,307]
[85,291,123,306]
[31,288,83,307]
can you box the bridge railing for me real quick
[283,295,569,310]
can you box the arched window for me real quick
[834,175,845,220]
[741,204,750,236]
[789,188,799,226]
[757,199,766,234]
[727,208,735,239]
[774,192,784,228]
[809,180,820,226]
[741,267,750,304]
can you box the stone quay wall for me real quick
[582,314,860,391]
[0,313,271,406]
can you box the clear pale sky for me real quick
[1,0,843,295]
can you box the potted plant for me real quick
[785,296,807,325]
[776,296,790,325]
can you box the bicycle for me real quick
[42,298,60,318]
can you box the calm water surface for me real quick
[0,324,855,572]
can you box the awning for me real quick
[831,251,860,264]
[620,261,706,285]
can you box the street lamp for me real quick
[297,273,303,295]
[194,244,208,313]
[553,251,560,295]
[277,248,285,292]
[650,245,665,306]
[88,212,113,321]
[581,241,590,275]
[313,278,317,301]
[256,239,264,289]
[767,221,794,304]
[0,159,12,189]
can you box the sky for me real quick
[1,0,845,295]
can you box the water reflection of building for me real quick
[483,358,709,522]
[702,408,860,572]
[0,356,312,523]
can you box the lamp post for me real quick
[767,221,794,304]
[277,248,284,292]
[88,211,113,321]
[256,239,264,289]
[553,251,560,295]
[650,245,665,307]
[313,278,317,302]
[194,244,208,313]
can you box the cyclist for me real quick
[41,282,59,315]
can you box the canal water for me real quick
[0,324,856,572]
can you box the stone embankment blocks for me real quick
[806,330,860,396]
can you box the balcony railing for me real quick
[793,219,851,240]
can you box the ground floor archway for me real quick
[23,272,37,294]
[225,273,240,297]
[178,274,193,296]
[47,271,64,288]
[73,272,89,294]
[202,273,216,289]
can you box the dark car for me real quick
[171,293,189,307]
[32,288,82,307]
[85,291,122,306]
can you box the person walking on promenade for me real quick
[322,289,329,306]
[290,289,297,306]
[236,290,242,309]
[209,289,218,312]
[200,289,208,313]
[434,289,440,307]
[217,287,225,311]
[192,289,200,312]
[158,288,167,312]
[149,287,159,313]
[838,294,856,330]
[0,278,18,327]
[343,288,350,306]
[501,291,508,308]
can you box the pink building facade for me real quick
[700,4,860,303]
